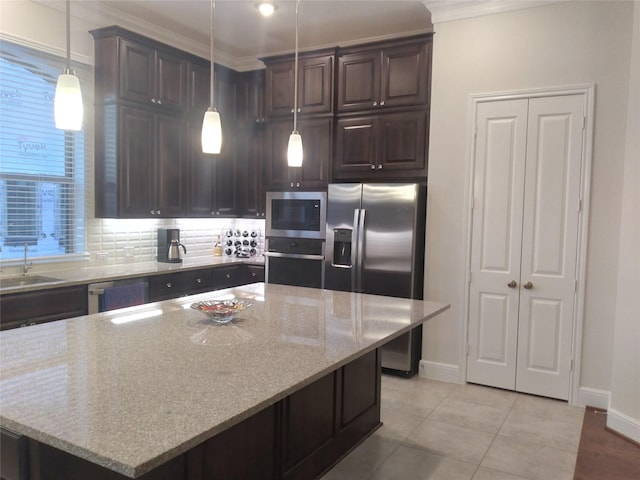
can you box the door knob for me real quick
[523,281,533,289]
[507,280,517,288]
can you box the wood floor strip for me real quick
[573,407,640,480]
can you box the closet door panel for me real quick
[467,99,528,389]
[516,94,584,400]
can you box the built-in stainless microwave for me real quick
[265,191,327,239]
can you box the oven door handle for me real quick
[263,252,325,261]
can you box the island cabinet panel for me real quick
[0,285,88,330]
[281,349,381,480]
[333,110,427,180]
[0,428,28,480]
[27,441,188,480]
[189,404,277,480]
[263,117,332,190]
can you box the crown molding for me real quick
[423,0,561,24]
[31,1,432,72]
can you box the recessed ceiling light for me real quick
[257,2,277,17]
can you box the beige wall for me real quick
[423,0,634,401]
[608,2,639,440]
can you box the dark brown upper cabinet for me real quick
[263,117,332,190]
[94,104,187,218]
[187,60,238,123]
[337,36,432,113]
[262,50,335,118]
[333,110,427,180]
[236,70,265,126]
[91,27,187,111]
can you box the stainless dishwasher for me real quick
[88,278,148,314]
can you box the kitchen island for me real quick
[0,283,449,480]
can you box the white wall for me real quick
[423,0,634,401]
[608,2,640,442]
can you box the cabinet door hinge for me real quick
[574,279,578,293]
[468,271,472,284]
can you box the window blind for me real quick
[0,40,90,261]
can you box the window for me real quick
[0,41,87,261]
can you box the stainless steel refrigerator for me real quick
[325,183,427,376]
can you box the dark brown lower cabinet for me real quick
[0,285,88,331]
[1,349,381,480]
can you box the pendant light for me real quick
[287,0,303,167]
[202,0,222,154]
[54,0,83,131]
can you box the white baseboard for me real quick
[607,408,640,444]
[576,386,610,409]
[419,360,462,384]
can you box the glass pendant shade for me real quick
[54,70,83,131]
[287,131,303,167]
[202,109,222,154]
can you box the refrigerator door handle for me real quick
[356,208,366,293]
[352,209,360,291]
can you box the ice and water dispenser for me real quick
[332,228,352,267]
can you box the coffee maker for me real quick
[157,228,186,263]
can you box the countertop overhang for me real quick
[0,283,449,478]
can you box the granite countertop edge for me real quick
[0,255,265,295]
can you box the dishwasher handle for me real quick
[88,281,115,296]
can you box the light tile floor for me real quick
[321,375,585,480]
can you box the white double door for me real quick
[467,94,585,400]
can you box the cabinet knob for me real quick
[151,98,156,103]
[290,108,295,113]
[507,280,517,288]
[296,182,300,187]
[297,108,301,113]
[156,210,161,215]
[372,101,378,106]
[290,182,294,187]
[370,164,376,170]
[523,281,533,290]
[166,282,172,288]
[211,211,215,215]
[226,273,231,279]
[252,272,256,277]
[377,164,383,170]
[256,213,260,217]
[157,99,162,105]
[380,101,385,106]
[196,278,202,283]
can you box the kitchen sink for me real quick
[0,275,63,288]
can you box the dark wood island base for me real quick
[1,349,381,480]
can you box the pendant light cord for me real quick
[209,0,215,110]
[65,0,71,71]
[292,0,300,132]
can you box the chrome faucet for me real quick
[23,243,32,276]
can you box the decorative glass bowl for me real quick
[190,298,253,324]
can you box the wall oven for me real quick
[264,238,325,289]
[265,191,327,240]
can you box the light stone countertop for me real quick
[0,255,264,294]
[0,283,449,478]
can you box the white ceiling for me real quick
[66,0,433,70]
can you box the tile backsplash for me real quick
[87,218,265,265]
